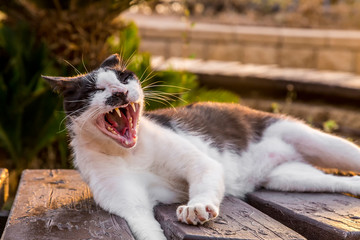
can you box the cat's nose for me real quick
[106,91,129,106]
[114,91,128,98]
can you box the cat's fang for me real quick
[130,102,136,112]
[115,108,122,118]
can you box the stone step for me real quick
[151,56,360,103]
[125,12,360,73]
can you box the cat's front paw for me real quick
[176,203,219,225]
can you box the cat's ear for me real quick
[42,75,82,94]
[100,54,121,68]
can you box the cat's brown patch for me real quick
[146,102,279,153]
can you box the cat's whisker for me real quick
[77,107,102,131]
[146,96,175,105]
[145,90,186,95]
[145,91,187,104]
[142,82,163,89]
[63,59,96,83]
[145,97,174,108]
[57,116,76,134]
[141,71,158,86]
[82,110,102,131]
[144,90,184,98]
[81,55,89,74]
[142,81,166,91]
[140,66,156,82]
[145,95,177,109]
[59,105,93,129]
[143,83,190,104]
[139,57,164,84]
[144,100,150,106]
[143,84,190,91]
[63,59,82,76]
[118,47,125,70]
[138,65,152,83]
[122,51,137,70]
[81,106,102,122]
[81,55,97,83]
[83,71,96,84]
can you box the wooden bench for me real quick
[2,169,360,240]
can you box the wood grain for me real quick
[1,169,135,240]
[155,196,305,240]
[248,190,360,240]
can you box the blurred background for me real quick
[1,0,360,209]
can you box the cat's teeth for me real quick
[130,103,136,112]
[107,126,118,135]
[115,108,121,118]
[129,117,133,128]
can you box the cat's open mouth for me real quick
[95,102,140,148]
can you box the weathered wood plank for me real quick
[247,190,360,240]
[0,169,8,208]
[1,169,135,240]
[155,196,305,240]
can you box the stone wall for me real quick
[125,13,360,74]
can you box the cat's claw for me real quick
[176,203,219,225]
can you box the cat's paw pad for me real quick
[176,204,218,225]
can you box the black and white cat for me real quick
[43,54,360,240]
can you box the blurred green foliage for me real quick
[323,120,339,133]
[0,23,68,173]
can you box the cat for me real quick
[43,54,360,240]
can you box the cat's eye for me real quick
[95,88,105,92]
[121,76,129,84]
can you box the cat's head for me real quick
[43,54,143,148]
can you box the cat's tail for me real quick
[267,119,360,172]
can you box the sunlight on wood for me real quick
[0,168,9,206]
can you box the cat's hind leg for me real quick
[262,161,360,195]
[266,119,360,172]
